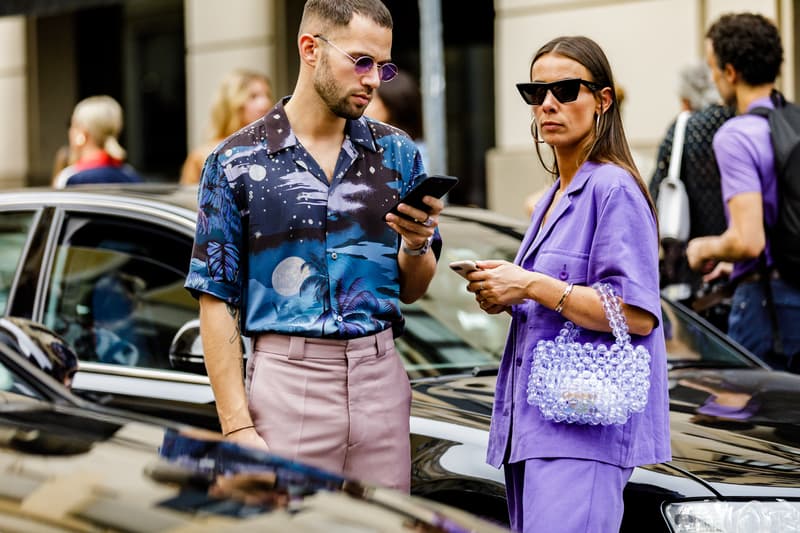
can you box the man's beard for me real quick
[314,55,369,120]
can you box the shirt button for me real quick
[503,407,510,416]
[336,315,343,322]
[331,252,338,260]
[516,358,522,367]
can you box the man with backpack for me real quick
[686,12,800,370]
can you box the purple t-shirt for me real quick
[712,97,778,281]
[486,161,671,469]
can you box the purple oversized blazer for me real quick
[486,161,672,469]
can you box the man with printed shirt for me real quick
[185,0,443,492]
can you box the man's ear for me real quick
[723,63,738,84]
[298,33,318,67]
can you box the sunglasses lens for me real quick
[518,80,584,105]
[353,56,375,75]
[551,80,581,103]
[531,86,549,105]
[379,63,398,82]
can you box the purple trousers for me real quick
[504,457,633,533]
[247,328,411,491]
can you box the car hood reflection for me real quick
[0,400,508,532]
[412,369,800,495]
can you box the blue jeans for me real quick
[728,278,800,368]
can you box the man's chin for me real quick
[333,104,366,121]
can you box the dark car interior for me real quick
[42,214,199,370]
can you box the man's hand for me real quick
[686,236,714,271]
[226,426,270,452]
[387,196,443,303]
[702,261,733,283]
[384,195,443,250]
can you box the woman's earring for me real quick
[595,113,601,137]
[530,116,545,144]
[75,133,86,146]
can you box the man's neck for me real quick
[736,83,775,114]
[284,84,346,143]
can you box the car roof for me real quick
[0,184,200,218]
[1,185,532,233]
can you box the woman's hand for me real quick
[465,260,535,312]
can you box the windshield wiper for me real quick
[667,360,749,371]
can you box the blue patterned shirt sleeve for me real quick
[185,150,244,304]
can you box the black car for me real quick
[0,325,508,532]
[2,185,800,531]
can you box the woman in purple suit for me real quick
[464,36,671,532]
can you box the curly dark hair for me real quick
[706,12,783,85]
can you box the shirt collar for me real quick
[746,95,775,112]
[562,160,600,194]
[263,96,379,155]
[74,151,121,171]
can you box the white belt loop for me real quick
[288,337,306,360]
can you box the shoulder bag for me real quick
[657,111,691,242]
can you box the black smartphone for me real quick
[386,174,459,220]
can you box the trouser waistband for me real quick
[253,328,395,360]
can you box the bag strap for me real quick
[666,110,691,185]
[593,282,630,346]
[758,257,784,356]
[747,97,784,357]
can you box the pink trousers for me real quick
[246,328,411,491]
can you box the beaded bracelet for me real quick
[554,282,574,313]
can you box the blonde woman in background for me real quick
[53,95,142,188]
[180,69,274,185]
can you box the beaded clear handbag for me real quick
[526,282,651,425]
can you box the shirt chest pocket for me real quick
[533,249,589,285]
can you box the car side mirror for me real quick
[169,319,206,375]
[168,319,251,376]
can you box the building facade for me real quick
[0,0,793,218]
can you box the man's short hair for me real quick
[706,12,783,86]
[299,0,392,37]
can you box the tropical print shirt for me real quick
[185,98,438,339]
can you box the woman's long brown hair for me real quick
[530,36,658,225]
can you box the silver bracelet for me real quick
[402,236,432,256]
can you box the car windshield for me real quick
[398,214,518,379]
[398,211,755,379]
[661,298,753,369]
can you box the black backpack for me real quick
[750,90,800,287]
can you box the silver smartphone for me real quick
[449,260,480,279]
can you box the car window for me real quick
[0,353,45,401]
[399,216,518,378]
[0,211,35,315]
[662,300,752,368]
[43,213,198,370]
[400,213,753,378]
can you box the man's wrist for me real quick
[402,236,433,256]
